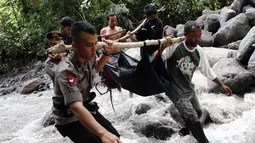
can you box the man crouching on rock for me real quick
[152,21,232,143]
[52,21,122,143]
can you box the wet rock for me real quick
[164,25,177,37]
[219,7,237,26]
[204,14,221,34]
[237,26,255,66]
[250,0,255,7]
[41,110,55,127]
[200,109,213,126]
[33,91,38,94]
[230,0,249,13]
[0,88,5,96]
[228,40,242,50]
[208,58,253,94]
[196,14,209,29]
[135,103,152,115]
[20,78,44,94]
[34,61,44,74]
[245,7,255,27]
[199,30,214,47]
[248,46,255,76]
[0,87,16,96]
[0,84,5,88]
[203,47,236,67]
[176,24,184,37]
[5,87,16,94]
[140,122,175,140]
[38,82,49,92]
[202,9,221,15]
[214,13,251,46]
[243,5,254,12]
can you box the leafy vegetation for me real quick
[0,0,233,73]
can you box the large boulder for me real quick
[228,40,242,50]
[250,0,255,7]
[196,14,209,29]
[248,48,255,76]
[202,9,221,15]
[203,47,236,67]
[163,25,177,37]
[237,26,255,66]
[207,58,253,94]
[245,7,255,27]
[20,78,44,94]
[214,13,251,47]
[243,5,254,13]
[230,0,249,13]
[219,7,237,26]
[204,14,221,34]
[199,30,214,47]
[176,24,184,37]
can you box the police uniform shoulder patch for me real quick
[66,71,77,86]
[47,61,54,68]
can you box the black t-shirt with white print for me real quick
[162,42,217,98]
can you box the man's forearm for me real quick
[96,54,110,72]
[70,102,107,137]
[152,50,159,62]
[212,77,224,87]
[152,45,165,62]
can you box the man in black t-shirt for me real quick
[60,16,74,45]
[135,4,163,58]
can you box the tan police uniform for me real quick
[52,53,120,142]
[52,53,97,125]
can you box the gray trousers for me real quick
[168,92,202,125]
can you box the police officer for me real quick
[52,21,122,143]
[44,31,65,83]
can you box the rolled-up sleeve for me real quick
[57,71,83,106]
[161,43,179,61]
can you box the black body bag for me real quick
[100,51,171,96]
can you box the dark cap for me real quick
[46,31,64,39]
[144,4,157,16]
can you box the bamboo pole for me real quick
[46,36,185,55]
